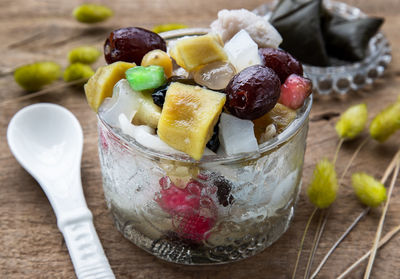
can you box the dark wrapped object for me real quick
[271,0,330,66]
[270,0,384,66]
[322,14,384,62]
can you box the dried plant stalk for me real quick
[304,210,327,279]
[338,137,369,183]
[0,78,87,107]
[363,160,400,279]
[292,207,318,279]
[310,208,369,279]
[337,224,400,279]
[333,138,344,165]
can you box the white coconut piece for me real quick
[219,113,259,155]
[224,29,261,72]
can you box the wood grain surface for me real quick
[1,0,399,278]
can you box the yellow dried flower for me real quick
[14,61,61,91]
[352,172,386,207]
[63,63,94,82]
[152,23,188,33]
[307,159,338,209]
[335,103,368,139]
[369,100,400,142]
[68,46,101,64]
[73,4,113,24]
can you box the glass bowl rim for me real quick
[97,28,313,164]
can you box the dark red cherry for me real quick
[259,48,303,83]
[225,65,281,120]
[104,27,166,65]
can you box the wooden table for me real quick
[1,0,399,278]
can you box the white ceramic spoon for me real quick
[7,103,115,279]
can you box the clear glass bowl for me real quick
[96,27,312,265]
[254,0,392,96]
[97,83,312,265]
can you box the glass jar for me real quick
[97,93,312,265]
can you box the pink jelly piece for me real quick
[197,173,209,180]
[278,74,312,109]
[156,176,217,241]
[173,212,216,242]
[186,179,204,196]
[157,177,200,214]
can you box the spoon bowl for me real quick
[7,103,114,279]
[7,103,83,183]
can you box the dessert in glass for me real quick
[85,9,313,264]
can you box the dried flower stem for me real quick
[301,138,344,278]
[292,207,318,279]
[304,209,328,279]
[338,137,369,183]
[0,69,13,77]
[310,148,400,278]
[309,137,368,278]
[381,149,400,183]
[0,78,87,107]
[310,208,369,279]
[363,159,400,279]
[337,224,400,279]
[295,138,345,279]
[333,138,344,166]
[303,211,324,279]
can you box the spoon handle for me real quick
[58,208,115,279]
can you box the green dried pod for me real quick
[63,63,94,82]
[307,159,338,209]
[152,23,188,33]
[68,46,101,64]
[352,172,386,207]
[369,100,400,142]
[335,103,368,139]
[73,4,113,24]
[14,61,61,91]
